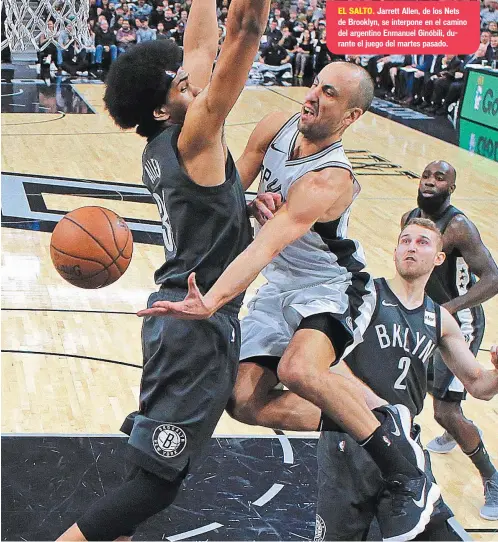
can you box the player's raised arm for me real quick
[179,0,271,154]
[182,0,218,89]
[438,307,498,401]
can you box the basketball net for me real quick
[1,0,92,52]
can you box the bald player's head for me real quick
[298,61,374,141]
[417,160,457,215]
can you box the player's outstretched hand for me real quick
[248,192,283,226]
[491,345,498,370]
[137,273,214,319]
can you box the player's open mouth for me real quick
[302,104,316,119]
[422,190,435,196]
[405,256,416,262]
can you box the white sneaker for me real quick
[426,431,457,454]
[35,63,41,74]
[480,472,498,521]
[50,62,57,72]
[426,427,483,454]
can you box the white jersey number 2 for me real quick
[394,356,411,390]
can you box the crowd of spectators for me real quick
[32,0,498,119]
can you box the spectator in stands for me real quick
[266,19,283,45]
[256,38,293,86]
[173,1,182,18]
[100,0,113,23]
[59,42,89,77]
[295,0,307,15]
[442,45,488,115]
[94,17,117,70]
[179,10,188,26]
[310,0,324,22]
[148,4,165,29]
[272,8,285,29]
[111,6,125,27]
[120,2,133,21]
[375,55,404,97]
[219,6,229,24]
[481,29,491,45]
[217,0,229,19]
[295,28,313,77]
[411,54,444,106]
[154,21,169,40]
[287,10,299,34]
[423,55,463,114]
[134,0,152,20]
[136,17,155,42]
[313,29,342,75]
[173,20,186,45]
[307,21,317,42]
[162,8,177,32]
[487,33,498,62]
[116,18,137,53]
[399,54,437,105]
[481,0,498,29]
[489,21,498,32]
[280,24,298,62]
[113,15,124,32]
[88,0,99,23]
[37,19,59,73]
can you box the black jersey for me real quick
[406,205,485,339]
[345,278,442,418]
[406,206,478,304]
[142,125,252,310]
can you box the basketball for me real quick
[50,206,133,289]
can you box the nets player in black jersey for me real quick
[315,219,498,541]
[57,0,269,538]
[402,161,498,521]
[141,64,452,539]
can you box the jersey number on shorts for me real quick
[153,190,176,255]
[394,356,411,390]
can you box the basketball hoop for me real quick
[1,0,92,52]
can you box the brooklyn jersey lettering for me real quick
[142,125,252,307]
[345,278,442,417]
[406,205,485,344]
[257,113,366,290]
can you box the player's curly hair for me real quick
[104,40,183,138]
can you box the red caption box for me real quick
[326,1,480,54]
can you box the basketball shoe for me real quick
[480,472,498,521]
[376,404,440,541]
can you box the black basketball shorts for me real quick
[431,307,485,403]
[121,289,241,481]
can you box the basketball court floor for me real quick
[2,70,497,540]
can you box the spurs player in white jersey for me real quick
[142,62,440,540]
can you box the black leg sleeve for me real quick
[76,467,182,541]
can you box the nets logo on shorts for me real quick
[152,424,187,458]
[314,514,326,541]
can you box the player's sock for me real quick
[318,408,386,431]
[360,424,419,478]
[465,440,497,480]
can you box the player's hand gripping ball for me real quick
[50,206,133,289]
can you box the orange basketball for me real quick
[50,206,133,289]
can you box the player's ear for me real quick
[434,250,446,267]
[344,107,362,126]
[153,104,170,122]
